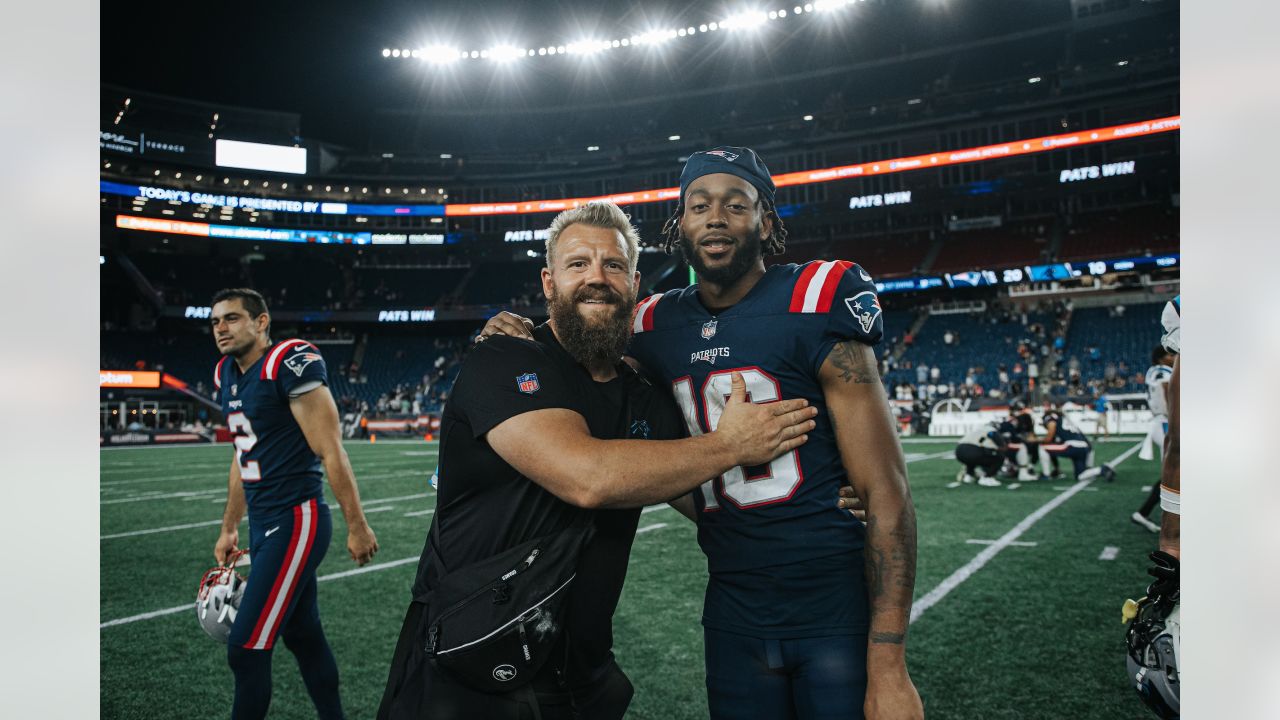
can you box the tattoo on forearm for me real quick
[864,503,919,645]
[831,342,878,384]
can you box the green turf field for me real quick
[100,437,1164,719]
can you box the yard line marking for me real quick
[1006,483,1021,490]
[403,509,435,518]
[966,539,1038,547]
[1141,485,1152,492]
[101,519,234,540]
[399,451,439,456]
[101,489,224,505]
[945,482,962,489]
[362,493,431,506]
[641,505,671,514]
[101,555,422,629]
[911,442,1141,625]
[363,506,395,513]
[636,523,668,534]
[1098,546,1120,560]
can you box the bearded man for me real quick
[378,201,819,720]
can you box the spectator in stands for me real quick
[943,329,955,345]
[916,363,929,385]
[929,366,941,383]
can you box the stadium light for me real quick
[803,114,814,121]
[669,134,681,141]
[488,44,525,62]
[1028,76,1041,84]
[587,145,600,151]
[423,45,460,65]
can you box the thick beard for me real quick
[547,284,636,368]
[679,222,765,286]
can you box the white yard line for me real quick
[1098,546,1120,560]
[101,489,225,505]
[910,442,1141,625]
[636,523,668,534]
[101,519,233,540]
[403,509,436,518]
[362,493,431,506]
[101,555,422,629]
[966,539,1037,547]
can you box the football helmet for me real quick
[1123,551,1180,718]
[196,549,249,643]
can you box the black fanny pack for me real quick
[422,519,595,694]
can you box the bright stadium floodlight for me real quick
[668,134,681,141]
[699,23,708,32]
[803,114,814,121]
[424,45,460,64]
[488,44,524,62]
[621,38,630,46]
[392,49,401,57]
[382,48,391,57]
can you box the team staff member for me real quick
[379,203,818,719]
[210,288,379,720]
[484,148,922,720]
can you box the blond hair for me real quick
[545,202,641,274]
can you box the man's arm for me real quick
[290,384,379,566]
[1159,356,1180,558]
[667,493,697,522]
[214,457,246,563]
[486,372,816,509]
[820,340,923,720]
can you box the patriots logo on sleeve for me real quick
[283,351,323,377]
[844,291,882,334]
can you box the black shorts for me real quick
[956,444,1002,473]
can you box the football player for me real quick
[998,401,1040,482]
[210,287,379,720]
[1132,345,1175,533]
[1157,296,1180,558]
[955,421,1006,487]
[1037,401,1116,482]
[482,147,921,719]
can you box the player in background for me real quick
[1132,345,1176,533]
[1158,296,1180,558]
[954,421,1007,487]
[997,401,1040,482]
[1037,401,1116,482]
[483,147,921,719]
[210,288,379,720]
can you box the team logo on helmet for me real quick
[701,319,718,340]
[284,351,322,377]
[844,291,883,335]
[516,373,540,395]
[492,664,517,682]
[704,150,740,162]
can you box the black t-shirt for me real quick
[412,323,684,686]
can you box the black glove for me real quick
[1145,550,1179,602]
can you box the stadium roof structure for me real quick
[103,0,1174,155]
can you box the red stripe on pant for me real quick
[245,499,317,650]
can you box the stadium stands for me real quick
[1059,301,1164,394]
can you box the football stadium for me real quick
[101,1,1181,718]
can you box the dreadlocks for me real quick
[657,199,788,258]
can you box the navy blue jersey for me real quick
[628,260,883,635]
[1042,410,1088,445]
[215,339,329,518]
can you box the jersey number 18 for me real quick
[671,368,803,511]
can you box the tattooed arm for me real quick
[820,339,924,720]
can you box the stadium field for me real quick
[101,437,1161,719]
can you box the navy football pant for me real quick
[704,627,867,719]
[1039,441,1093,478]
[227,498,342,719]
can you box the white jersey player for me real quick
[1139,346,1175,462]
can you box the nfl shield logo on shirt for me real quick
[516,373,540,395]
[701,319,718,340]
